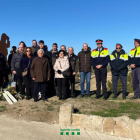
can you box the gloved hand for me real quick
[57,70,62,74]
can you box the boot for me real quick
[122,92,126,100]
[130,96,139,100]
[112,92,117,99]
[86,94,91,98]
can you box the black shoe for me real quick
[80,94,84,98]
[41,98,48,101]
[86,94,90,98]
[122,92,126,100]
[71,96,76,98]
[95,95,100,99]
[112,92,118,99]
[26,96,30,100]
[103,97,107,100]
[34,99,38,102]
[130,96,139,99]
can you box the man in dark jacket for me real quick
[31,49,51,102]
[11,44,25,95]
[8,46,17,74]
[35,40,51,63]
[50,43,59,66]
[110,44,128,99]
[78,43,91,97]
[31,40,39,56]
[0,53,7,87]
[91,39,110,100]
[50,43,59,96]
[129,39,140,99]
[68,47,79,98]
[60,45,68,56]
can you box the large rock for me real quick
[103,117,115,135]
[114,116,134,138]
[72,114,85,129]
[132,119,140,140]
[84,115,103,132]
[59,103,74,126]
[72,114,103,132]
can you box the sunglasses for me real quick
[26,50,31,52]
[116,48,121,50]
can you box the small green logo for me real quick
[60,129,80,135]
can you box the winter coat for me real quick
[50,49,59,66]
[20,55,35,77]
[110,49,128,76]
[78,47,91,72]
[30,57,51,82]
[31,45,39,56]
[11,51,23,71]
[68,53,79,73]
[53,56,70,78]
[0,53,7,74]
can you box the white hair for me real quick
[37,49,44,54]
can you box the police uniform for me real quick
[110,44,128,99]
[91,40,110,100]
[129,39,140,99]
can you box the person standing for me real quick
[20,47,34,100]
[60,45,68,56]
[11,43,25,95]
[50,43,59,66]
[35,40,51,62]
[0,52,7,87]
[53,50,70,100]
[129,39,140,99]
[31,49,51,102]
[68,47,79,98]
[50,43,59,96]
[110,44,128,99]
[78,43,91,98]
[8,46,17,75]
[31,40,39,56]
[91,39,110,100]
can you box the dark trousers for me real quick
[34,82,46,100]
[132,67,140,97]
[69,75,75,97]
[95,67,107,97]
[0,74,3,87]
[16,68,24,95]
[56,78,68,99]
[112,74,127,93]
[23,76,34,97]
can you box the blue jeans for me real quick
[80,72,91,94]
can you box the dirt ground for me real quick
[0,72,140,123]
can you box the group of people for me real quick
[0,38,140,102]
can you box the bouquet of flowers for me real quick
[5,85,16,94]
[4,85,23,100]
[14,92,24,100]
